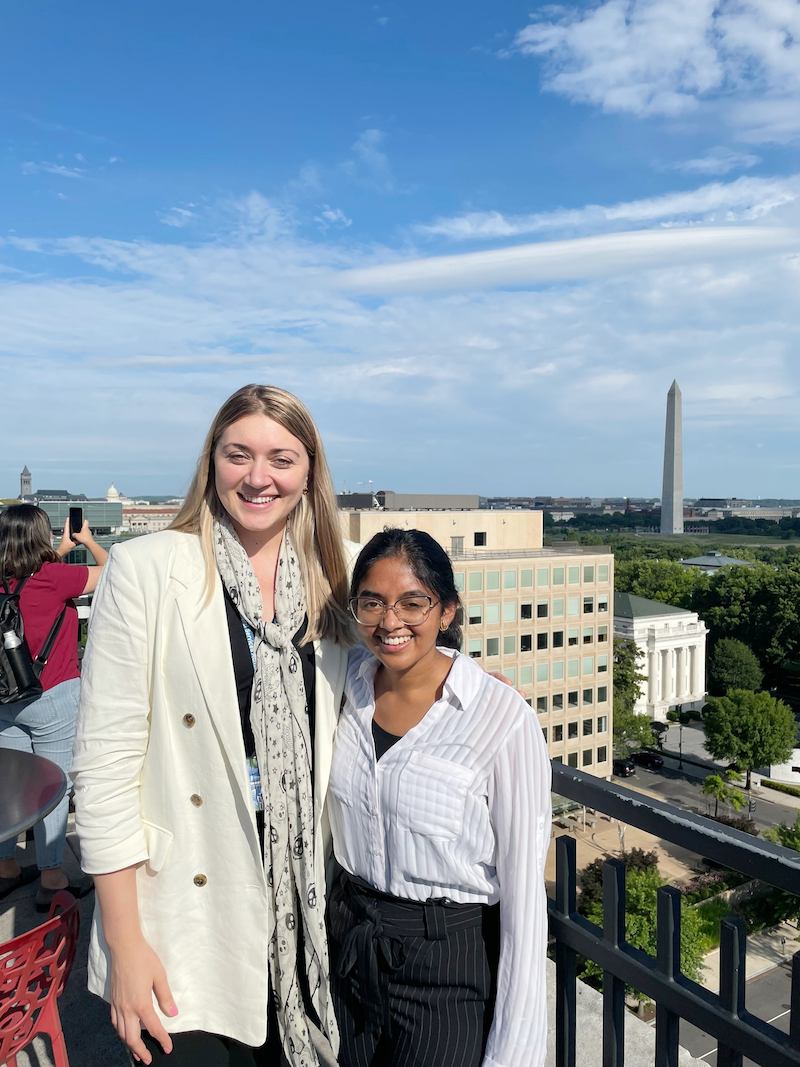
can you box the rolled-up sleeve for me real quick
[71,545,151,874]
[483,713,552,1067]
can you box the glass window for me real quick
[583,596,594,614]
[552,660,565,681]
[537,601,549,619]
[552,598,565,618]
[525,698,532,706]
[583,718,593,736]
[568,690,579,708]
[584,565,595,583]
[553,566,565,586]
[537,632,548,651]
[469,572,483,592]
[536,694,547,713]
[598,624,609,643]
[504,635,516,655]
[598,564,609,583]
[486,603,500,624]
[597,745,607,763]
[468,605,482,624]
[553,754,564,764]
[568,627,579,646]
[468,639,482,658]
[474,531,487,547]
[583,657,594,675]
[583,626,594,644]
[598,594,609,613]
[521,664,533,685]
[541,726,548,743]
[503,667,516,685]
[597,685,608,703]
[536,663,549,683]
[568,721,578,740]
[487,570,500,590]
[537,567,549,587]
[451,536,464,556]
[454,572,465,592]
[486,637,499,657]
[521,602,533,620]
[568,566,580,585]
[552,693,564,711]
[582,749,593,767]
[568,597,579,616]
[553,630,564,648]
[597,715,608,733]
[598,655,608,673]
[503,602,516,622]
[520,634,532,652]
[553,724,563,742]
[568,658,579,678]
[504,570,517,589]
[567,751,579,768]
[583,688,593,705]
[521,568,533,588]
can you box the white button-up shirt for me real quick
[328,645,552,1067]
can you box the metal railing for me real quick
[447,545,614,561]
[550,763,800,1067]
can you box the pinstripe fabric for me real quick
[327,648,552,1067]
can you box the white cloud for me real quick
[416,174,800,240]
[670,147,761,175]
[158,206,198,228]
[342,128,396,192]
[21,160,86,179]
[512,0,800,141]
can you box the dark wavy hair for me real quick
[0,504,59,581]
[350,528,463,650]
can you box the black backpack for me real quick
[0,576,67,705]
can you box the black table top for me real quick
[0,749,68,845]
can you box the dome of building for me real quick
[107,484,121,502]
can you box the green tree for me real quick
[612,638,651,756]
[614,558,709,609]
[762,814,800,852]
[701,771,745,818]
[703,689,797,790]
[583,866,705,999]
[579,847,659,912]
[708,639,763,695]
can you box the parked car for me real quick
[612,758,635,777]
[631,750,664,770]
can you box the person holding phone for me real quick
[326,529,552,1067]
[0,504,107,910]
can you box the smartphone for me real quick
[69,507,84,541]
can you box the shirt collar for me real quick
[355,644,485,711]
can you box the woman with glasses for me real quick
[326,528,552,1067]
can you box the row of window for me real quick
[454,565,610,595]
[467,601,609,625]
[548,746,609,767]
[472,641,609,674]
[527,688,609,711]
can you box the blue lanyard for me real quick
[241,618,257,669]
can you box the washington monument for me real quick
[661,381,684,535]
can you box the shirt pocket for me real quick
[141,819,174,873]
[396,752,474,839]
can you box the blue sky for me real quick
[2,0,800,499]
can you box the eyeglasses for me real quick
[349,595,440,626]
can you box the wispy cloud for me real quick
[21,160,87,180]
[342,128,397,192]
[314,205,353,232]
[510,0,800,142]
[158,205,198,228]
[416,174,800,241]
[669,147,761,176]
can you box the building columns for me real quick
[675,646,685,700]
[689,645,698,696]
[647,650,657,704]
[660,649,671,702]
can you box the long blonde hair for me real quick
[171,384,353,646]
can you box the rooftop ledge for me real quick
[449,545,614,561]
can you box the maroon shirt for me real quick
[14,561,89,692]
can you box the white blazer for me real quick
[71,529,356,1047]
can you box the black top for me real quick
[223,587,317,769]
[372,718,403,761]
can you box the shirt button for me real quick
[193,874,207,887]
[183,713,196,727]
[190,794,203,807]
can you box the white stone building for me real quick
[614,593,708,722]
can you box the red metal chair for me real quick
[0,890,81,1067]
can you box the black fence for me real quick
[550,763,800,1067]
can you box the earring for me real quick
[303,487,309,495]
[440,619,448,632]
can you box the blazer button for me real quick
[190,794,203,807]
[182,713,196,727]
[193,874,207,887]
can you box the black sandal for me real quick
[0,864,39,900]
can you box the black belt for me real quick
[336,872,491,1038]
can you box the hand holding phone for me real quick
[69,507,84,543]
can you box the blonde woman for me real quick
[72,385,355,1067]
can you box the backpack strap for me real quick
[33,606,68,670]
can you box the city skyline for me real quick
[2,0,799,496]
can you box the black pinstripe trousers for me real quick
[328,873,500,1067]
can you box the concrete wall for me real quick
[341,509,543,553]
